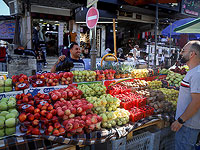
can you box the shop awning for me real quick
[174,18,200,33]
[124,0,181,5]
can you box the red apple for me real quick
[48,125,54,133]
[28,114,34,121]
[53,129,60,136]
[19,113,27,122]
[40,110,47,116]
[54,122,61,129]
[52,116,59,123]
[34,108,40,114]
[32,119,39,126]
[34,113,40,120]
[32,128,41,135]
[46,113,53,120]
[59,127,65,136]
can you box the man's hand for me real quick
[57,55,66,63]
[171,120,183,132]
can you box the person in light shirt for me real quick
[171,40,200,150]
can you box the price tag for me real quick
[18,83,26,88]
[36,80,43,85]
[22,104,31,110]
[40,101,47,106]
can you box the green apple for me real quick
[5,118,16,128]
[0,111,9,117]
[0,129,4,137]
[0,102,7,111]
[5,127,15,136]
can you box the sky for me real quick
[0,0,10,15]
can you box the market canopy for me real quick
[124,0,181,5]
[161,18,200,39]
[174,18,200,33]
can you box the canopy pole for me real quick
[169,22,172,53]
[154,0,158,66]
[113,19,117,56]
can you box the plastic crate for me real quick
[133,97,147,108]
[111,137,126,150]
[121,101,133,110]
[140,105,154,118]
[126,130,160,150]
[159,127,175,150]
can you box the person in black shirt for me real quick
[51,42,85,72]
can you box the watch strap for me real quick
[178,117,185,124]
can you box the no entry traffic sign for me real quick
[86,7,99,29]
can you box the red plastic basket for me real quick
[140,105,154,118]
[133,97,147,108]
[120,101,133,110]
[129,111,144,122]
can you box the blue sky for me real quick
[0,0,10,15]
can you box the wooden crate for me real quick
[127,119,166,141]
[49,145,76,150]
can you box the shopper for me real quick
[102,48,111,57]
[51,42,85,72]
[127,53,135,62]
[33,24,40,50]
[117,48,125,61]
[35,46,44,72]
[82,46,90,58]
[130,45,139,60]
[171,40,200,150]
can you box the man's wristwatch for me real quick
[178,117,185,124]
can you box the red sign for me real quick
[86,7,99,29]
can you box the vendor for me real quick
[51,42,85,72]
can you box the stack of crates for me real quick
[159,127,175,150]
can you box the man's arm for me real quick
[50,60,60,73]
[171,93,200,131]
[50,55,66,73]
[179,93,200,122]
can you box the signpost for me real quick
[87,0,98,8]
[86,4,99,70]
[86,7,99,29]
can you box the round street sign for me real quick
[86,7,99,29]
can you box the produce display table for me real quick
[0,113,174,150]
[0,69,177,150]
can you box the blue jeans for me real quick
[175,125,200,150]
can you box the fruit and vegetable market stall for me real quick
[0,67,183,150]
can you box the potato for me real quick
[158,102,163,108]
[154,104,159,109]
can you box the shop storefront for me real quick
[30,5,72,56]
